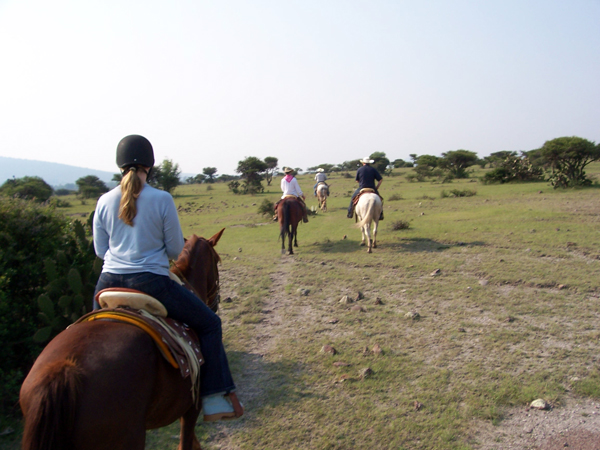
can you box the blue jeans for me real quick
[94,272,235,397]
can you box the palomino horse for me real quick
[278,196,303,255]
[316,183,329,212]
[355,193,383,253]
[19,229,225,450]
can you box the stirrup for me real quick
[203,392,244,422]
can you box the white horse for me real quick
[355,193,382,253]
[316,183,329,212]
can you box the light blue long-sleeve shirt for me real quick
[93,184,184,276]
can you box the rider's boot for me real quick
[203,392,244,422]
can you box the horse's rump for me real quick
[20,358,82,450]
[353,189,383,206]
[355,193,383,228]
[76,307,203,404]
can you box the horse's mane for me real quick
[175,235,221,273]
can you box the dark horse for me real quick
[278,196,303,255]
[19,228,225,450]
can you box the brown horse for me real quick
[278,196,303,255]
[316,183,329,212]
[19,229,225,450]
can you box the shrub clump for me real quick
[0,197,99,416]
[391,219,410,230]
[257,198,275,216]
[481,155,544,185]
[441,189,477,198]
[388,193,403,201]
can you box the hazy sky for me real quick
[1,0,599,176]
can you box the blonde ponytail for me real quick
[119,167,143,226]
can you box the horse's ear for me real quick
[208,228,225,247]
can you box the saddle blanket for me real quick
[352,189,384,206]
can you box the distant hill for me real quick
[0,156,117,188]
[0,156,196,189]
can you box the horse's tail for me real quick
[356,196,381,228]
[21,358,82,450]
[279,200,291,243]
[356,213,372,228]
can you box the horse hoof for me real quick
[373,244,377,248]
[367,249,372,253]
[360,242,365,247]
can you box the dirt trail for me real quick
[210,258,600,450]
[208,257,299,450]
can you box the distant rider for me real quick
[313,168,328,196]
[347,157,383,219]
[274,167,309,223]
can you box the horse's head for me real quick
[171,228,225,312]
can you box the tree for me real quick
[409,154,418,163]
[439,150,478,178]
[534,136,600,188]
[235,157,267,194]
[484,151,517,168]
[112,173,123,184]
[150,159,181,193]
[415,155,440,168]
[186,174,206,184]
[76,175,109,199]
[307,163,335,173]
[0,176,53,202]
[369,152,391,175]
[262,157,278,186]
[340,159,361,171]
[413,155,442,181]
[392,159,413,168]
[202,167,218,183]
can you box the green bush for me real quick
[0,176,54,202]
[441,189,477,198]
[0,198,100,416]
[257,198,275,216]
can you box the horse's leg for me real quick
[293,221,298,248]
[365,221,373,253]
[178,406,202,450]
[359,216,366,246]
[373,217,379,249]
[288,225,294,255]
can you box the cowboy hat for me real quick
[316,168,324,172]
[283,167,294,174]
[360,157,375,164]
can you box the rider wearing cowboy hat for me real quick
[273,167,309,223]
[313,167,328,196]
[347,156,383,219]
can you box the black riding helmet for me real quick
[116,135,155,173]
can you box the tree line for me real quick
[1,136,599,203]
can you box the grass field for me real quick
[3,165,600,449]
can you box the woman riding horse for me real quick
[273,167,309,223]
[93,134,243,421]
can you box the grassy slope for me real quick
[3,166,600,450]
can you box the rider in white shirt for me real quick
[274,167,309,223]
